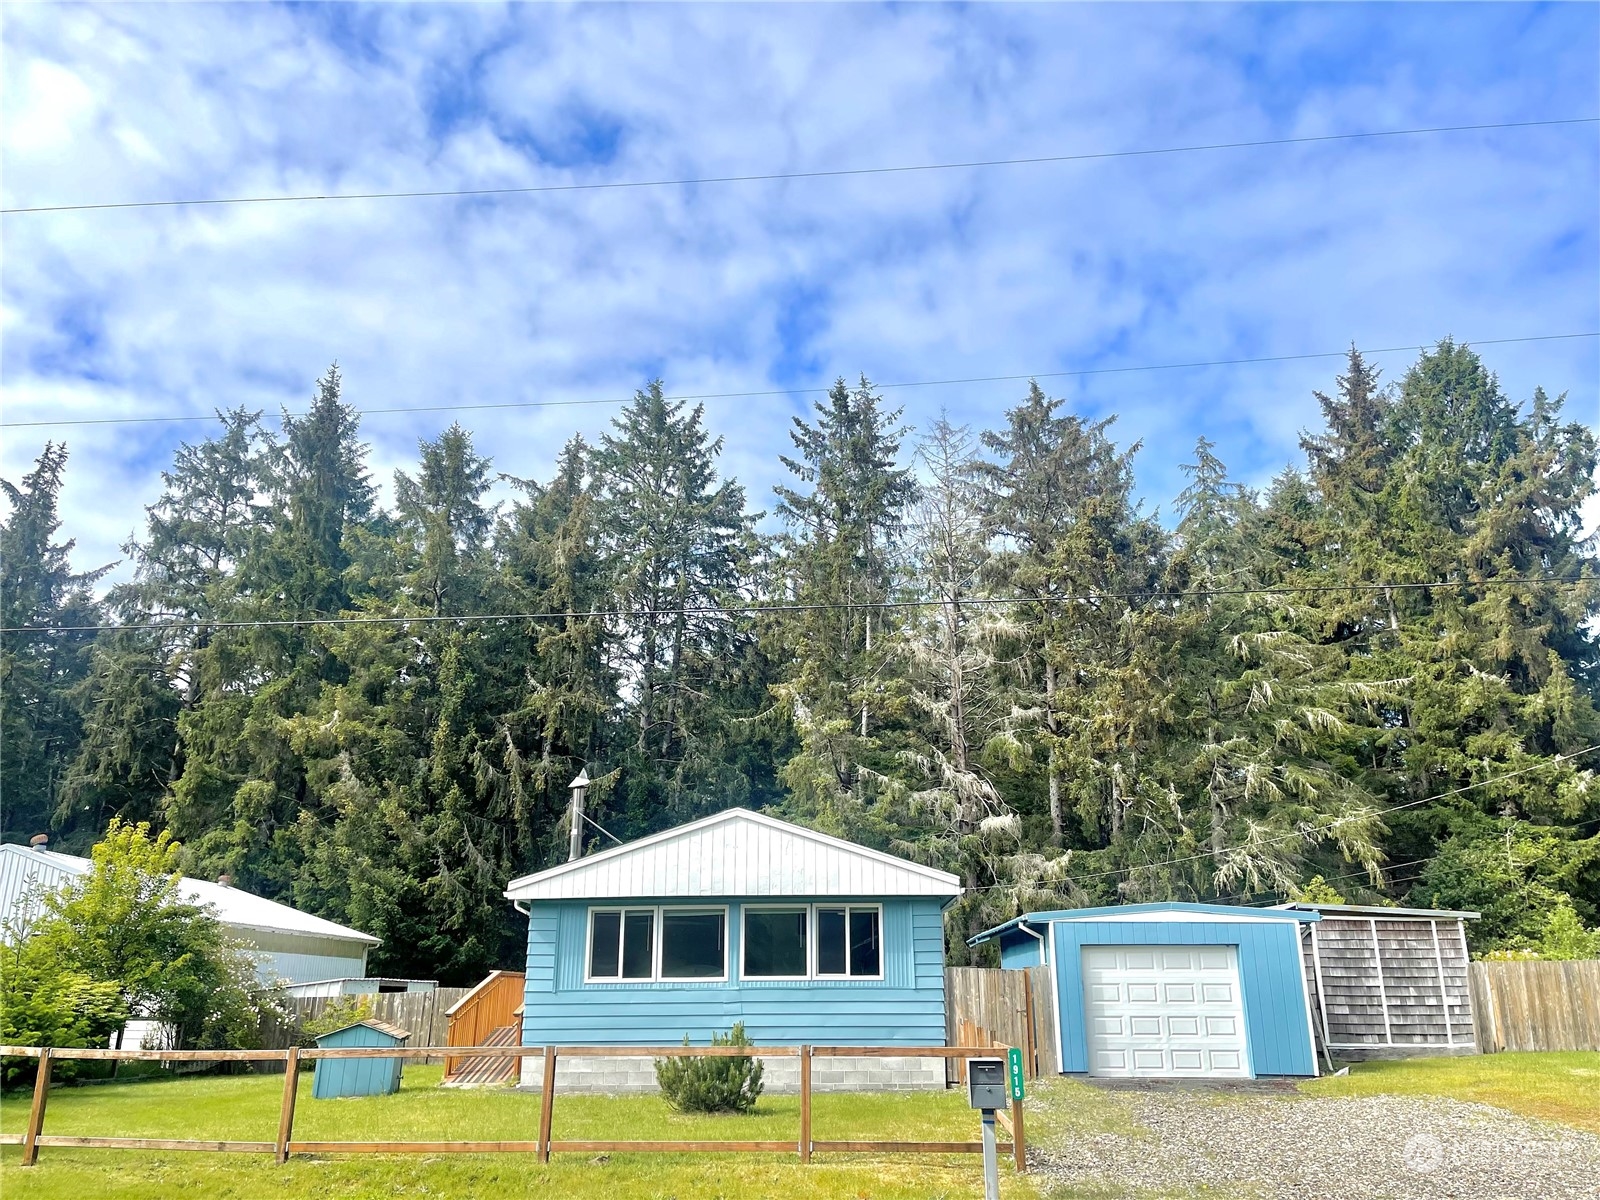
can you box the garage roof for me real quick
[1276,902,1480,920]
[969,901,1319,946]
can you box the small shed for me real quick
[1280,902,1479,1058]
[312,1019,411,1099]
[970,903,1322,1079]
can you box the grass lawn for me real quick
[0,1064,1045,1199]
[1299,1050,1600,1133]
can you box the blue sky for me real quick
[3,2,1597,581]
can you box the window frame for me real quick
[583,905,730,984]
[656,905,731,982]
[583,906,657,983]
[813,903,885,981]
[739,904,814,982]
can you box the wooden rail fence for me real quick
[0,1043,1026,1172]
[1469,959,1600,1053]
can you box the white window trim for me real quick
[739,903,813,981]
[812,903,885,982]
[583,906,657,983]
[584,905,730,984]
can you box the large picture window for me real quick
[742,908,809,978]
[742,904,882,980]
[661,910,726,979]
[586,907,727,982]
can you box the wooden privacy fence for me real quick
[260,988,468,1059]
[1469,959,1600,1052]
[1,1043,1027,1173]
[946,965,1057,1082]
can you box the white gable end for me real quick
[504,808,961,902]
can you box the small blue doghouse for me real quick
[312,1018,411,1098]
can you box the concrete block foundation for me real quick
[517,1052,947,1094]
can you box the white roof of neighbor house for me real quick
[504,807,962,903]
[0,842,379,945]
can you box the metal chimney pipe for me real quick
[567,767,591,862]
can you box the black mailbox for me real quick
[965,1057,1008,1110]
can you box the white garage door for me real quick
[1082,944,1250,1078]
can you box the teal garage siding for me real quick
[1050,918,1316,1076]
[520,896,948,1047]
[998,929,1045,969]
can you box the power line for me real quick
[1,574,1591,636]
[4,331,1595,431]
[973,747,1600,894]
[5,116,1593,216]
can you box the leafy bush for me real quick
[28,820,280,1053]
[0,936,127,1087]
[300,997,375,1044]
[1483,899,1600,961]
[654,1023,764,1114]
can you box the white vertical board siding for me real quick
[505,808,960,902]
[0,847,78,941]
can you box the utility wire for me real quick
[5,117,1594,216]
[971,747,1600,894]
[2,574,1592,636]
[3,331,1595,431]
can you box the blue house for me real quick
[970,903,1322,1079]
[503,807,962,1091]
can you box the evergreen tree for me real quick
[771,376,916,836]
[1,444,108,842]
[594,383,757,830]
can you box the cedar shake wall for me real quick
[1304,915,1475,1051]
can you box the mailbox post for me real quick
[965,1057,1008,1200]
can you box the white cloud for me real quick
[2,3,1596,582]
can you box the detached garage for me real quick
[970,903,1321,1079]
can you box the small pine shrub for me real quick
[654,1022,765,1114]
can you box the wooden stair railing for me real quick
[444,970,525,1079]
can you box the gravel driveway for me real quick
[1030,1087,1600,1200]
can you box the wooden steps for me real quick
[441,1024,519,1088]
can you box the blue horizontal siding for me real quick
[520,897,947,1047]
[1050,919,1314,1077]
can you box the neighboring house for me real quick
[280,977,437,1000]
[502,807,963,1092]
[970,902,1323,1080]
[1279,901,1478,1058]
[0,839,381,987]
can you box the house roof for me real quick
[1276,902,1481,920]
[0,842,380,945]
[969,901,1320,946]
[504,807,962,903]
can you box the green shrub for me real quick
[654,1023,764,1114]
[299,997,375,1045]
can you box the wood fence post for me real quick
[536,1047,557,1163]
[798,1045,812,1163]
[1010,1093,1025,1173]
[276,1047,300,1164]
[21,1048,52,1166]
